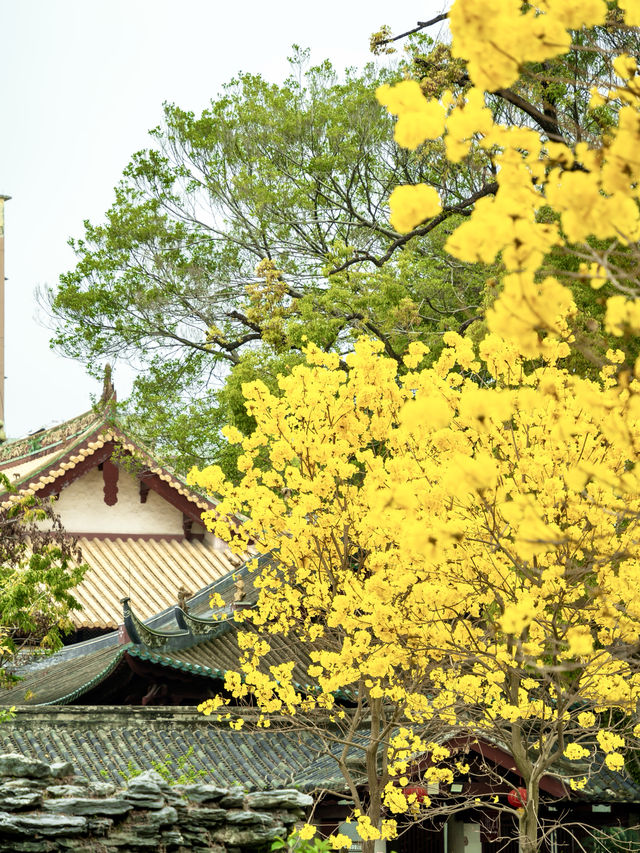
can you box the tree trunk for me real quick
[518,798,539,853]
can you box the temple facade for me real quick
[0,384,242,635]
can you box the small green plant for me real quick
[272,833,332,853]
[120,748,207,785]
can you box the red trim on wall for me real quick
[415,735,568,799]
[139,471,210,525]
[35,441,116,499]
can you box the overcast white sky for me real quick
[0,1,442,439]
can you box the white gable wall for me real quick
[54,465,204,536]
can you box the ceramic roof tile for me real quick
[0,410,102,468]
[0,646,127,706]
[0,616,315,707]
[70,537,240,628]
[0,707,342,789]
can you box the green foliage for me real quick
[47,50,494,475]
[271,834,332,853]
[122,747,208,785]
[0,475,88,685]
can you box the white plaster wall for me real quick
[55,465,185,535]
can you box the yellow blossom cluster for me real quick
[190,330,640,840]
[375,2,640,357]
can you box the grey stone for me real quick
[273,807,307,825]
[160,830,185,845]
[123,792,166,809]
[128,769,172,794]
[218,792,245,808]
[135,805,180,837]
[43,797,133,816]
[86,816,113,835]
[49,761,74,779]
[245,789,313,809]
[224,810,277,826]
[0,843,50,852]
[212,825,283,847]
[126,777,163,794]
[46,785,88,798]
[0,791,42,809]
[0,754,51,780]
[87,781,115,796]
[102,832,158,848]
[125,774,166,807]
[181,783,230,803]
[183,806,228,825]
[0,810,87,836]
[146,804,178,826]
[0,778,45,793]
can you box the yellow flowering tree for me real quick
[190,335,640,853]
[188,4,640,852]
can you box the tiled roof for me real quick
[0,645,128,706]
[0,706,344,790]
[127,622,313,688]
[0,616,314,707]
[71,537,242,628]
[3,706,638,804]
[0,421,216,514]
[0,409,100,467]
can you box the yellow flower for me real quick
[388,185,442,233]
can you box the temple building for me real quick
[0,378,243,638]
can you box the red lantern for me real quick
[403,785,430,804]
[507,787,527,808]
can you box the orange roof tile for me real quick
[71,537,242,629]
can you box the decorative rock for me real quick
[0,779,45,793]
[101,830,158,848]
[0,753,316,851]
[123,792,166,809]
[0,754,51,780]
[0,810,87,836]
[218,791,245,808]
[87,781,115,797]
[245,789,313,809]
[49,761,74,779]
[212,824,283,847]
[270,807,307,825]
[145,804,178,826]
[128,769,172,794]
[43,797,133,816]
[86,817,114,835]
[160,830,185,846]
[0,791,42,810]
[224,809,277,826]
[182,783,230,803]
[183,806,228,825]
[46,785,88,797]
[124,774,166,807]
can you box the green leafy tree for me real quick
[46,50,492,475]
[0,476,88,685]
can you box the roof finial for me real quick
[100,363,116,406]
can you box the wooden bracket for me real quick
[102,458,119,506]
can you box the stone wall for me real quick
[0,753,313,852]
